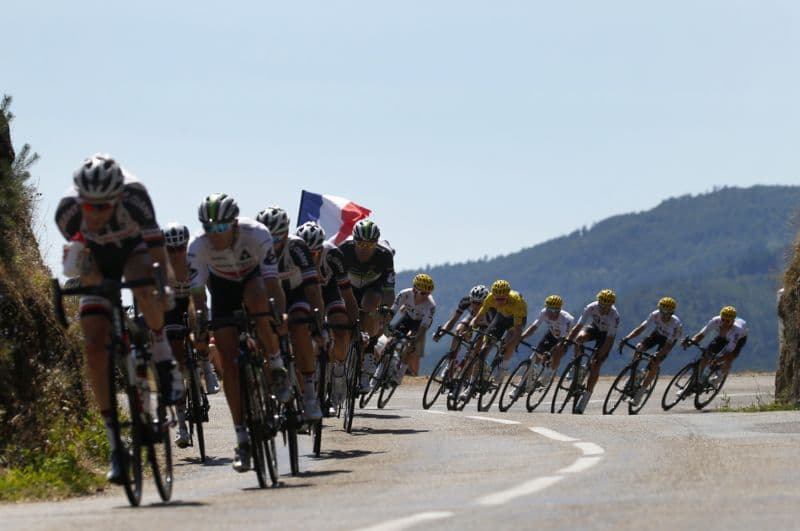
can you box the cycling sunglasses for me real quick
[354,240,377,248]
[203,222,232,233]
[81,201,116,213]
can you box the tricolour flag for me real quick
[297,190,372,245]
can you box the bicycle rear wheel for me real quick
[453,355,481,411]
[378,381,398,409]
[243,360,272,488]
[603,364,632,415]
[343,341,361,433]
[147,363,173,502]
[115,356,143,506]
[477,353,504,412]
[187,365,207,462]
[551,359,578,414]
[361,351,390,408]
[694,365,728,410]
[526,363,554,412]
[422,353,452,409]
[498,360,529,412]
[629,365,659,415]
[661,362,695,411]
[313,353,328,457]
[282,379,303,476]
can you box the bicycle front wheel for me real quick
[422,353,452,409]
[115,355,143,506]
[526,362,553,412]
[499,360,530,412]
[694,365,728,410]
[148,363,173,502]
[187,366,207,462]
[344,341,361,433]
[629,365,659,415]
[661,362,695,411]
[603,364,632,415]
[551,359,578,414]
[477,353,504,412]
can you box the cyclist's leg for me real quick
[587,332,612,393]
[287,292,322,420]
[722,336,746,375]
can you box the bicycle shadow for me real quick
[352,427,429,436]
[177,456,232,467]
[352,412,407,420]
[117,500,208,509]
[310,449,385,461]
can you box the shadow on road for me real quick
[177,456,233,467]
[117,500,208,510]
[353,428,429,436]
[310,449,385,460]
[353,412,408,420]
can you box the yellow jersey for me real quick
[476,290,528,326]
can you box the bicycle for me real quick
[662,338,729,411]
[360,326,415,409]
[208,308,280,488]
[422,327,476,410]
[274,310,306,477]
[498,340,555,412]
[51,265,173,506]
[342,321,363,433]
[452,329,508,412]
[182,312,210,462]
[603,339,660,415]
[551,340,598,414]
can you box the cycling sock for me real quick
[235,425,248,445]
[101,410,118,451]
[268,351,284,370]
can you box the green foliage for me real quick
[401,186,799,375]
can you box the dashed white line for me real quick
[421,409,447,415]
[476,476,564,506]
[574,442,604,456]
[354,512,454,531]
[465,416,521,425]
[529,426,579,442]
[557,456,603,474]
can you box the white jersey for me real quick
[391,288,436,328]
[576,301,620,335]
[698,316,744,353]
[187,217,279,289]
[640,311,683,342]
[531,308,574,338]
[734,317,749,337]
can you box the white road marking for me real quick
[466,416,521,425]
[476,476,564,506]
[574,442,604,456]
[557,456,603,474]
[529,427,579,442]
[355,511,454,531]
[421,409,447,415]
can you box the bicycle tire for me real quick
[603,364,632,415]
[377,381,398,409]
[477,353,504,412]
[661,362,695,411]
[551,358,578,414]
[187,366,207,462]
[629,365,659,415]
[343,341,361,433]
[499,360,530,412]
[284,385,302,476]
[422,353,452,409]
[242,359,269,488]
[694,366,728,410]
[114,353,143,507]
[361,351,391,408]
[453,354,481,411]
[525,362,553,412]
[148,362,173,502]
[313,351,328,457]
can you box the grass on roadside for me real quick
[716,377,800,413]
[0,413,108,501]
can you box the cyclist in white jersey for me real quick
[521,295,574,387]
[433,285,490,352]
[619,297,683,405]
[374,274,436,386]
[188,194,287,473]
[566,289,620,414]
[682,305,747,379]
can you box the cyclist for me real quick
[377,274,436,385]
[520,294,574,389]
[619,297,683,406]
[434,284,491,353]
[162,223,220,448]
[467,280,528,389]
[682,306,747,382]
[295,221,359,407]
[256,206,327,420]
[55,153,184,482]
[188,193,288,472]
[565,289,620,414]
[338,220,396,391]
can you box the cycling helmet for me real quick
[413,273,434,293]
[545,294,563,310]
[198,193,239,224]
[73,153,125,200]
[720,306,737,320]
[658,297,677,313]
[163,222,190,247]
[491,280,511,297]
[597,289,616,305]
[469,284,489,303]
[353,219,380,242]
[256,206,290,237]
[296,221,326,251]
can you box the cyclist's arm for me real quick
[521,309,543,339]
[440,310,462,333]
[623,320,648,342]
[328,247,358,324]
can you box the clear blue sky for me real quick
[5,1,799,273]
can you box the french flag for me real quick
[297,190,372,245]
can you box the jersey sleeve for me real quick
[575,304,591,328]
[513,298,528,327]
[671,317,684,341]
[475,294,493,320]
[456,296,471,314]
[187,236,209,291]
[54,195,82,240]
[289,240,319,286]
[421,299,436,328]
[122,181,163,248]
[326,247,350,287]
[380,249,396,290]
[698,318,716,337]
[254,226,279,281]
[607,309,620,335]
[530,308,546,330]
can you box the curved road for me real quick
[2,373,799,530]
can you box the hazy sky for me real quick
[5,1,799,273]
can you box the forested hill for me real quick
[397,186,800,375]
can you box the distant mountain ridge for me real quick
[397,186,799,375]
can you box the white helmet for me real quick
[73,153,125,200]
[198,193,239,224]
[256,206,290,237]
[469,284,489,303]
[163,222,190,247]
[296,221,326,251]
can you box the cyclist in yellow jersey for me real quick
[468,280,528,385]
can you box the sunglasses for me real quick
[204,222,231,233]
[546,307,560,313]
[659,309,673,316]
[355,240,377,248]
[81,201,116,213]
[413,288,431,296]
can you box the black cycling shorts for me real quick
[641,331,668,352]
[537,331,560,353]
[164,296,190,340]
[486,313,526,340]
[208,267,260,323]
[582,325,609,349]
[322,281,347,316]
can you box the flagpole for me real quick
[297,190,308,229]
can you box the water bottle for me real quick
[62,234,86,278]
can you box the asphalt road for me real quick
[2,373,799,531]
